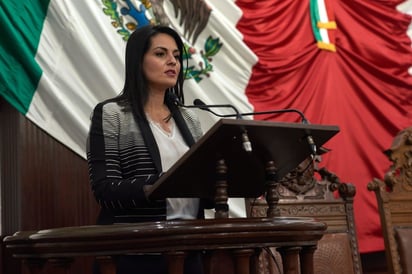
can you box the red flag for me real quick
[236,0,412,253]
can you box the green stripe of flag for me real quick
[309,0,322,43]
[0,0,50,114]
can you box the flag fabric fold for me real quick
[236,0,412,252]
[1,0,412,253]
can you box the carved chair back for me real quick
[368,126,412,274]
[394,227,412,274]
[246,156,363,274]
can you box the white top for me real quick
[148,117,200,220]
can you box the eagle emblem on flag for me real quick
[101,0,222,82]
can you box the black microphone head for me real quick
[193,98,206,106]
[193,99,209,110]
[193,98,242,119]
[165,91,182,106]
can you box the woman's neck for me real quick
[145,91,171,124]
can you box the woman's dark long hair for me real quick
[118,25,186,120]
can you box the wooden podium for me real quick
[4,119,339,274]
[146,119,339,218]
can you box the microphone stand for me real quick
[167,94,252,152]
[193,99,317,156]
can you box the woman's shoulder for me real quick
[94,97,129,114]
[179,107,203,139]
[179,105,198,117]
[94,97,121,107]
[180,107,200,122]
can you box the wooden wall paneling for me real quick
[19,117,99,229]
[0,96,22,235]
[0,97,23,274]
[0,97,99,274]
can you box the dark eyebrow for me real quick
[153,46,180,54]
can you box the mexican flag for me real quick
[1,1,125,156]
[1,0,412,254]
[0,0,255,157]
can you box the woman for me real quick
[87,25,209,274]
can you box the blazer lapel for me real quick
[137,117,163,173]
[165,92,195,147]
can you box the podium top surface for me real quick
[147,119,339,199]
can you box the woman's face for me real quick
[142,33,181,93]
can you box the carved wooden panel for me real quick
[247,156,362,274]
[368,126,412,274]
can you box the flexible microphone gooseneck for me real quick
[193,98,317,156]
[191,99,253,152]
[191,99,243,120]
[166,93,252,152]
[194,99,306,123]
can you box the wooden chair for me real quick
[394,227,412,274]
[246,155,363,274]
[367,126,412,274]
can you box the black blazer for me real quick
[86,96,209,225]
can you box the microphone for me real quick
[192,99,252,153]
[193,99,243,120]
[192,99,252,152]
[194,102,306,123]
[194,99,317,156]
[302,123,317,156]
[167,93,252,152]
[167,93,243,120]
